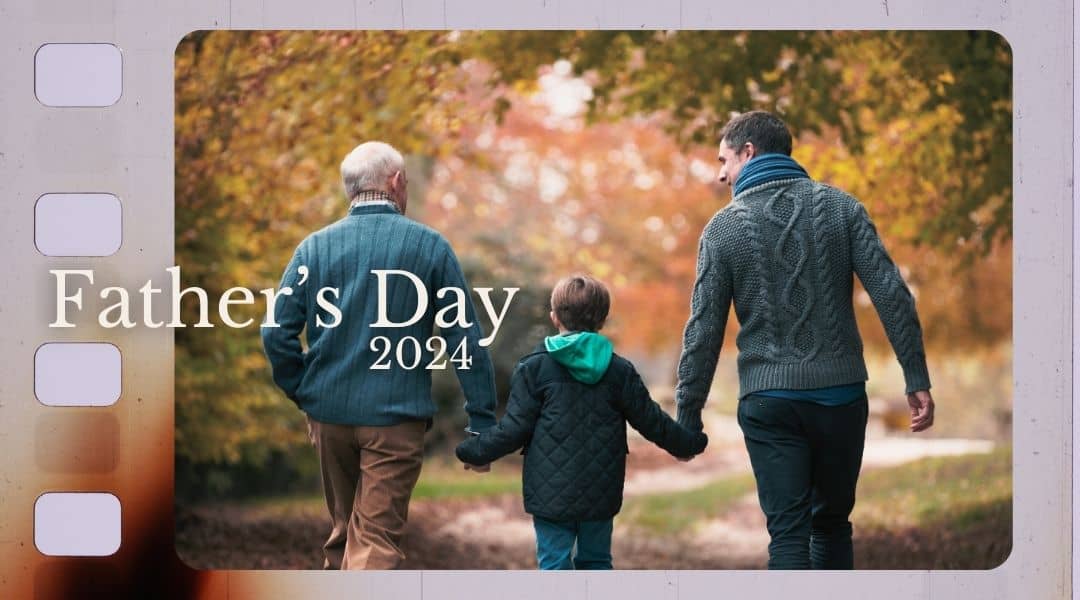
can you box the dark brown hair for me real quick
[550,274,610,332]
[719,110,793,156]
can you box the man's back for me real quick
[262,203,497,429]
[266,140,499,570]
[675,111,933,570]
[676,177,930,426]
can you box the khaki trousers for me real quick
[307,416,426,570]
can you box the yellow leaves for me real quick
[934,69,957,95]
[590,260,613,280]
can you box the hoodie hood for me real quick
[543,331,614,384]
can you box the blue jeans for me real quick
[532,516,614,570]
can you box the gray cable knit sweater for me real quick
[675,178,931,432]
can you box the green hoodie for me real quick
[544,331,614,385]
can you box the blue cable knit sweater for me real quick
[675,177,931,431]
[262,202,498,432]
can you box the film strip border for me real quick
[19,38,207,598]
[0,1,1071,599]
[2,1,224,593]
[31,42,124,557]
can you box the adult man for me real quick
[675,111,935,569]
[262,141,497,569]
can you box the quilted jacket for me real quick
[456,340,709,521]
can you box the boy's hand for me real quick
[455,436,490,472]
[677,432,709,462]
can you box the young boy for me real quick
[456,274,708,570]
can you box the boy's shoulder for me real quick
[513,346,636,382]
[511,346,550,377]
[516,344,548,365]
[605,352,637,378]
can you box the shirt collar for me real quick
[349,190,400,212]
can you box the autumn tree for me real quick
[474,30,1011,261]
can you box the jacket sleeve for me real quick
[456,362,541,465]
[435,240,499,432]
[848,200,931,393]
[674,219,732,432]
[261,243,309,405]
[620,365,709,459]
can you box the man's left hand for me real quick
[907,390,935,432]
[464,463,490,473]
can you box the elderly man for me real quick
[262,141,497,569]
[675,111,935,569]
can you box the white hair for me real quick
[340,141,405,200]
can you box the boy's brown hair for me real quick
[550,274,610,332]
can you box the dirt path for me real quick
[175,413,997,570]
[176,491,766,570]
[175,438,764,570]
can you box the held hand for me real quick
[464,462,491,473]
[677,432,709,462]
[907,390,935,432]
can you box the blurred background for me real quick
[174,30,1011,569]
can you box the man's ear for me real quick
[743,141,757,160]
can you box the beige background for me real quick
[0,0,1071,598]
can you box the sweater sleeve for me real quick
[435,240,499,432]
[455,363,540,465]
[848,201,932,393]
[261,243,309,405]
[674,221,733,432]
[621,365,709,459]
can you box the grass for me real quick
[197,459,524,519]
[189,447,1012,569]
[853,445,1012,530]
[618,473,757,534]
[179,447,1011,570]
[218,492,326,520]
[619,446,1012,548]
[851,445,1012,569]
[412,461,521,500]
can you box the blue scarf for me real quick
[733,153,810,197]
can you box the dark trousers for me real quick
[737,393,868,569]
[532,516,614,570]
